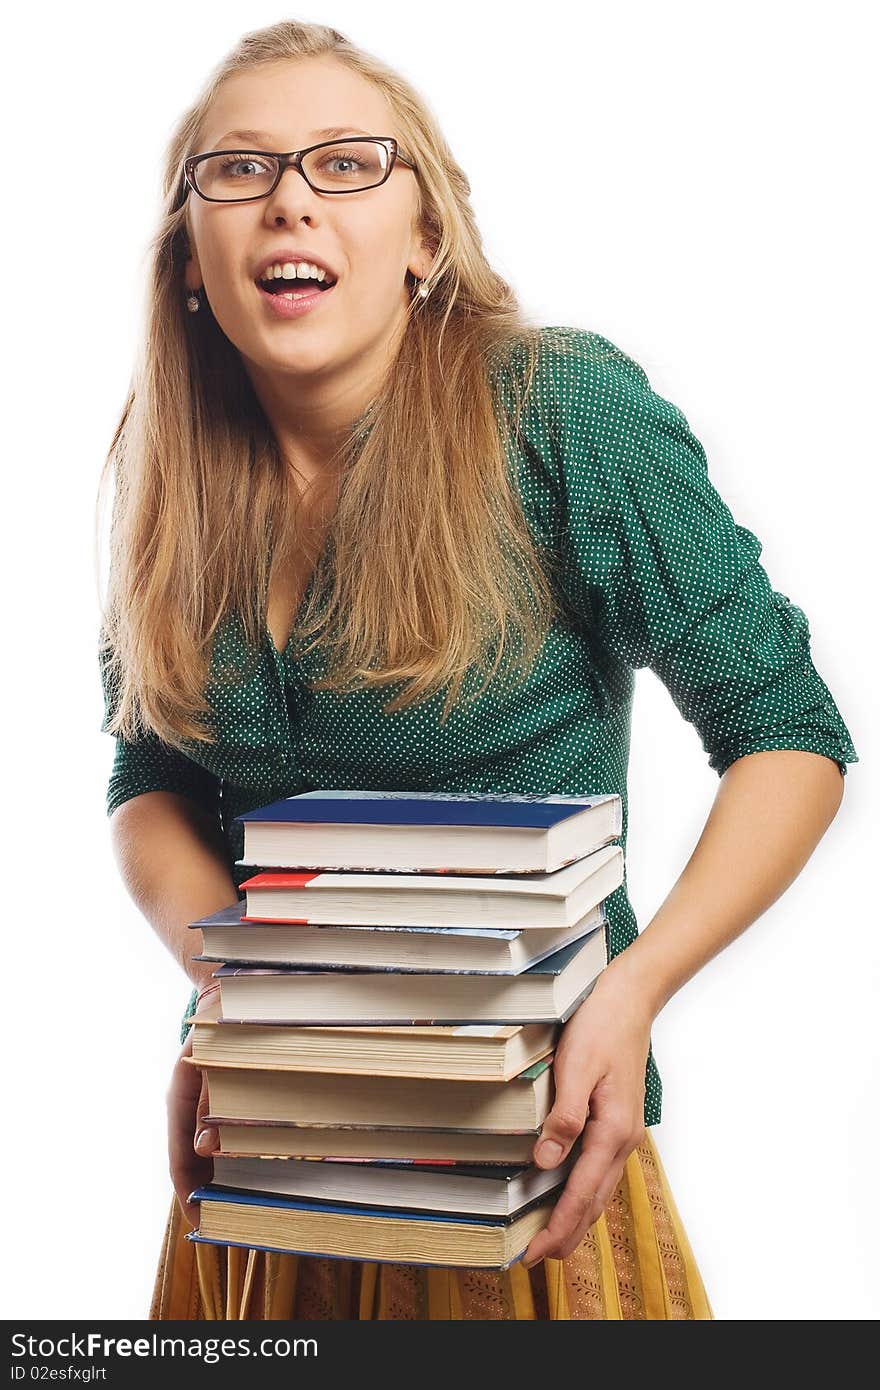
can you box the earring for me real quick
[412,277,430,301]
[186,288,201,313]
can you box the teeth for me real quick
[260,261,330,283]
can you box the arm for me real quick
[99,637,236,994]
[109,790,238,994]
[609,748,843,1015]
[523,749,843,1264]
[100,642,240,1223]
[110,790,239,1228]
[521,330,858,1263]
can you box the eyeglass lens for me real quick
[193,140,392,199]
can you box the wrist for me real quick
[594,943,665,1022]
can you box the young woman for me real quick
[98,20,858,1321]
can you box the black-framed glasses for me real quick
[182,136,417,203]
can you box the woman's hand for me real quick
[521,956,654,1266]
[166,995,219,1230]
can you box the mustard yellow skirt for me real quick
[150,1129,712,1320]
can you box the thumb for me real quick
[193,1069,218,1157]
[534,1062,593,1169]
[193,1126,218,1156]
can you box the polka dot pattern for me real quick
[101,326,859,1127]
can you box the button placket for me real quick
[266,637,300,775]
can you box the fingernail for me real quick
[195,1129,211,1150]
[523,1255,542,1269]
[536,1140,563,1166]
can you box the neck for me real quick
[241,322,404,486]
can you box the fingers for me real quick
[167,1044,215,1230]
[529,1150,628,1265]
[523,1112,646,1265]
[533,1054,594,1169]
[524,1131,621,1264]
[194,1068,218,1157]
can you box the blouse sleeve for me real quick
[99,645,221,820]
[541,329,859,778]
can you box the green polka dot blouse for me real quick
[100,326,859,1127]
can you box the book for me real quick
[192,1056,554,1132]
[212,1122,542,1164]
[190,899,606,975]
[188,1188,557,1268]
[238,843,623,928]
[234,788,622,873]
[209,1153,575,1217]
[188,996,557,1081]
[208,927,607,1025]
[182,789,622,1267]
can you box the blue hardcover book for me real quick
[186,1184,559,1270]
[233,788,622,874]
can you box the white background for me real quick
[3,0,876,1320]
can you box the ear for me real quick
[407,238,436,284]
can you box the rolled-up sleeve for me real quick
[545,329,859,778]
[99,645,221,819]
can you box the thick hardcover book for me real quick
[233,788,622,873]
[192,1056,555,1133]
[188,997,557,1082]
[187,1186,557,1269]
[189,899,607,976]
[237,843,623,929]
[212,1123,542,1164]
[209,1152,575,1217]
[209,927,607,1025]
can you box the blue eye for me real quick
[217,155,272,179]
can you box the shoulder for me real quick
[491,324,687,443]
[533,324,651,394]
[491,322,646,389]
[532,326,687,442]
[492,326,707,506]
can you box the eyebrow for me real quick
[213,126,375,147]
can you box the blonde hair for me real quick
[97,18,563,750]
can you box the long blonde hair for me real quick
[96,18,564,751]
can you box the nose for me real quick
[262,160,323,222]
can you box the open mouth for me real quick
[256,273,337,298]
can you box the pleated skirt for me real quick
[150,1129,713,1320]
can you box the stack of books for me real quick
[185,789,624,1269]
